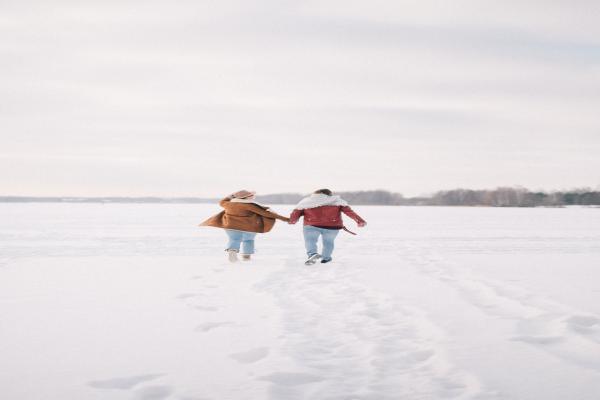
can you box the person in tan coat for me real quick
[200,190,289,262]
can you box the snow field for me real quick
[1,204,600,399]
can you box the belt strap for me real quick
[343,226,357,235]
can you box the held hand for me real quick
[358,221,367,228]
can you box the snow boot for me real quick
[320,258,332,264]
[305,253,321,265]
[226,249,239,263]
[241,254,251,261]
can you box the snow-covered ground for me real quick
[1,204,600,400]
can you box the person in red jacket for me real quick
[288,189,366,265]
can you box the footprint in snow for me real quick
[132,385,173,400]
[195,321,234,332]
[175,293,199,300]
[88,373,164,390]
[511,335,564,345]
[258,372,323,386]
[194,305,219,312]
[229,347,269,364]
[565,315,600,333]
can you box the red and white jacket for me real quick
[288,194,366,231]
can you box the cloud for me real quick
[1,0,599,195]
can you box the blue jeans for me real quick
[225,229,257,254]
[303,226,340,261]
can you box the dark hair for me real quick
[314,188,332,196]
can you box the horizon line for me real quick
[2,186,600,199]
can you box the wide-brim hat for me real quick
[232,190,256,199]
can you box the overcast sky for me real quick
[1,0,599,197]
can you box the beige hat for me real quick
[232,189,256,199]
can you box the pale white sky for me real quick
[1,0,599,197]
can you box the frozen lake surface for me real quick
[1,204,600,400]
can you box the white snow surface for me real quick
[1,204,600,400]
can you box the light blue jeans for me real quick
[225,229,257,254]
[303,226,340,261]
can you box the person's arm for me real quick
[248,204,290,222]
[341,206,366,227]
[288,209,303,224]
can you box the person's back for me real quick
[293,203,363,230]
[200,190,289,262]
[289,189,366,264]
[219,196,278,233]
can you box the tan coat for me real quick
[200,197,289,233]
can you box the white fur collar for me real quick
[294,193,348,210]
[230,197,269,209]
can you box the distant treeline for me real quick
[421,188,600,207]
[2,188,600,206]
[0,196,216,204]
[256,191,405,205]
[260,188,600,207]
